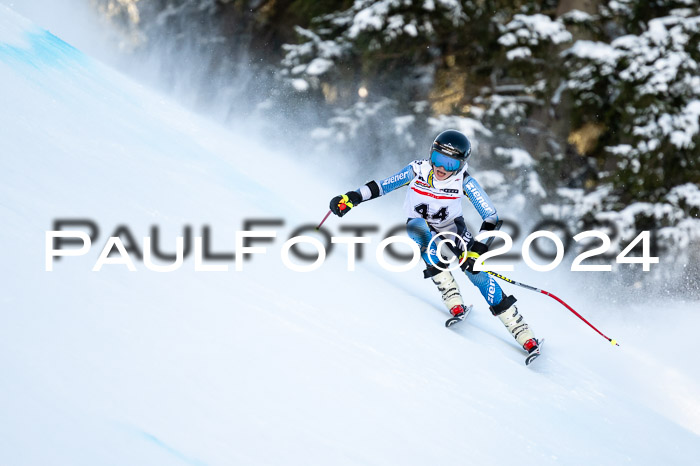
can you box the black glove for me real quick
[330,191,362,217]
[461,241,489,274]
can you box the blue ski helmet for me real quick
[429,130,472,173]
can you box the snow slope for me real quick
[1,4,699,465]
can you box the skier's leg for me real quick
[463,270,503,307]
[464,272,537,350]
[406,218,465,315]
[406,217,441,265]
[489,295,537,351]
[424,265,466,315]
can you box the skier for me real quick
[329,129,540,357]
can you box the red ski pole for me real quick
[485,271,619,346]
[316,210,332,230]
[479,222,618,346]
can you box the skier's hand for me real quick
[330,191,362,217]
[461,241,488,274]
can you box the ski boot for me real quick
[424,265,471,327]
[489,295,537,350]
[424,266,464,310]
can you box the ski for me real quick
[525,338,545,366]
[445,305,473,328]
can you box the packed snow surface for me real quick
[1,4,699,465]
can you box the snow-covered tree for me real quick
[558,6,700,272]
[89,0,700,274]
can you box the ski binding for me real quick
[525,338,545,366]
[445,305,473,328]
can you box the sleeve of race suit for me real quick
[463,175,499,235]
[355,161,418,201]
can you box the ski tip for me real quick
[525,349,542,365]
[525,353,540,366]
[445,318,460,328]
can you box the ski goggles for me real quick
[430,150,463,171]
